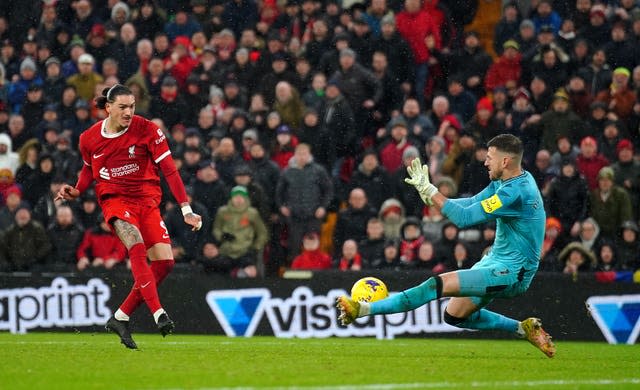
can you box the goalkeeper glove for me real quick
[404,157,438,204]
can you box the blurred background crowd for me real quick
[1,0,640,278]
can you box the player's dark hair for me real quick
[95,84,133,109]
[487,134,523,158]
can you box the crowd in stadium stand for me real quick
[1,0,640,278]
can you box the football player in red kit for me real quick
[56,84,202,349]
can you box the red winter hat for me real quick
[476,97,494,113]
[617,139,634,154]
[442,114,461,130]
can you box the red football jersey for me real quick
[79,115,171,201]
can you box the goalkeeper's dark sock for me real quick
[120,259,174,316]
[128,243,162,314]
[369,276,442,315]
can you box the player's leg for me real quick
[116,247,175,333]
[112,219,164,319]
[338,263,512,322]
[443,296,519,333]
[337,273,449,324]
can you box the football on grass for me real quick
[351,277,388,303]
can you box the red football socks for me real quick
[120,258,175,316]
[125,243,162,314]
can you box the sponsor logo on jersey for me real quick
[99,167,110,180]
[110,163,140,177]
[481,194,503,213]
[155,128,166,145]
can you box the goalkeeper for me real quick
[337,134,556,358]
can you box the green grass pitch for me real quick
[0,333,638,389]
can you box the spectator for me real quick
[232,163,270,223]
[549,136,579,174]
[436,31,492,99]
[538,89,585,153]
[559,241,595,275]
[447,242,475,270]
[164,190,209,264]
[493,2,521,56]
[133,0,165,41]
[595,67,637,123]
[76,215,128,271]
[529,149,555,192]
[318,81,356,173]
[415,239,445,272]
[214,137,244,186]
[598,120,625,162]
[42,57,65,104]
[576,136,610,190]
[270,125,298,169]
[0,133,18,175]
[338,239,363,271]
[370,238,400,269]
[66,53,103,102]
[392,146,426,218]
[484,40,522,93]
[545,159,589,237]
[276,143,333,259]
[616,220,640,271]
[442,131,477,189]
[221,0,258,40]
[46,204,83,271]
[290,231,332,270]
[465,97,502,145]
[8,57,43,113]
[398,216,424,266]
[0,205,51,272]
[379,118,417,174]
[75,188,100,230]
[566,73,594,120]
[459,143,490,197]
[612,139,640,218]
[435,221,458,268]
[395,0,441,107]
[579,5,611,50]
[577,48,612,96]
[0,185,25,230]
[333,188,377,254]
[247,142,280,215]
[165,9,202,42]
[32,175,66,228]
[149,76,188,130]
[589,166,633,239]
[595,240,619,271]
[446,76,478,125]
[371,14,414,92]
[603,21,636,71]
[358,217,386,268]
[349,149,392,210]
[213,186,267,278]
[539,217,565,271]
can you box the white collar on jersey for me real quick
[101,117,130,138]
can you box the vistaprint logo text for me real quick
[206,287,461,339]
[0,278,111,334]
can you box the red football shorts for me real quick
[100,196,171,248]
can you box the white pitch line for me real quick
[152,378,640,390]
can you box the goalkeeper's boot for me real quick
[105,316,138,349]
[521,317,556,358]
[157,313,175,337]
[336,296,360,325]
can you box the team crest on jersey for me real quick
[128,145,135,158]
[481,194,503,213]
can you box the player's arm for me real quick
[157,154,203,231]
[439,185,519,228]
[55,161,94,201]
[446,183,496,208]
